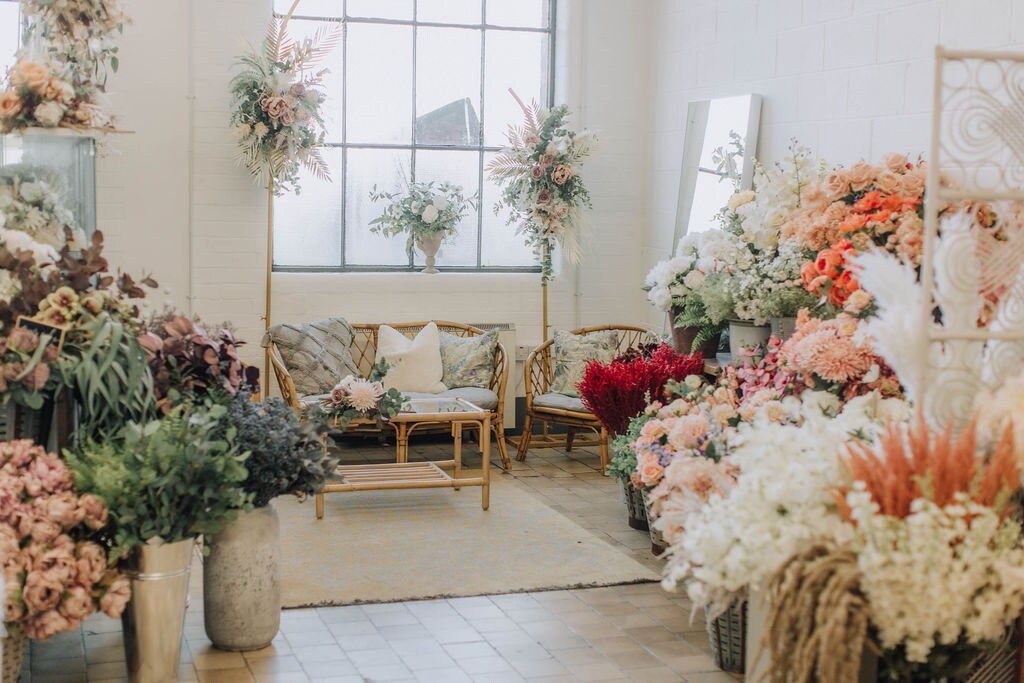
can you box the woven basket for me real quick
[3,630,27,683]
[621,480,648,531]
[706,601,746,674]
[641,490,666,556]
[963,625,1018,683]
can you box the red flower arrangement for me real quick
[578,343,704,437]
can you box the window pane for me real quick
[0,3,19,77]
[486,0,547,28]
[347,0,413,20]
[345,148,413,266]
[274,0,341,17]
[415,27,481,146]
[288,19,343,142]
[274,148,343,267]
[481,152,536,267]
[347,23,413,144]
[414,150,479,267]
[484,30,548,146]
[417,0,480,25]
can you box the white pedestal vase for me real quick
[122,537,195,683]
[204,505,282,652]
[728,320,771,358]
[416,233,443,274]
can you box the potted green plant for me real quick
[65,402,250,683]
[369,180,474,273]
[203,394,338,652]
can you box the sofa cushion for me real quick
[440,329,498,389]
[548,329,618,398]
[533,392,591,414]
[377,322,447,393]
[401,387,499,411]
[264,317,360,396]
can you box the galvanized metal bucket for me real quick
[121,537,194,683]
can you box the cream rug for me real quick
[278,474,658,608]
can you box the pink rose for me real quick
[75,542,107,587]
[43,491,85,529]
[536,189,551,205]
[59,585,95,622]
[99,576,131,618]
[34,546,77,585]
[530,165,545,180]
[553,204,569,218]
[78,493,108,530]
[261,95,289,121]
[539,153,555,167]
[278,108,295,126]
[26,609,70,640]
[289,83,306,98]
[666,414,710,451]
[636,452,665,488]
[22,570,63,612]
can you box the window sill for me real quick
[273,266,543,274]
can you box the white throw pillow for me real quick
[376,322,447,393]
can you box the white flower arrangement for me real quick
[663,391,909,614]
[0,167,79,249]
[368,181,475,260]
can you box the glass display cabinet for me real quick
[0,130,97,245]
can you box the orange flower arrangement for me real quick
[835,415,1020,521]
[800,239,870,313]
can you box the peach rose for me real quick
[846,162,875,192]
[59,585,95,622]
[666,414,710,451]
[844,289,873,315]
[637,457,664,487]
[22,570,63,612]
[99,576,131,618]
[873,170,902,196]
[75,542,107,586]
[27,609,70,640]
[900,170,925,197]
[261,95,289,120]
[13,62,49,94]
[824,171,850,200]
[0,90,22,119]
[800,183,827,210]
[882,152,909,172]
[637,419,668,445]
[551,165,574,185]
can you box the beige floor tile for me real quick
[197,668,256,683]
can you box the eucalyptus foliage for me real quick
[65,402,251,558]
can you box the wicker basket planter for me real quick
[641,490,666,556]
[621,479,648,531]
[2,630,27,683]
[706,601,746,674]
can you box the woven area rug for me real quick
[278,474,659,608]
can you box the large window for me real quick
[272,0,555,272]
[0,1,21,77]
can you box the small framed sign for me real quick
[15,316,68,353]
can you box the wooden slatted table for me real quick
[316,398,491,519]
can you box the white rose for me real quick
[33,100,65,128]
[421,205,439,224]
[684,375,703,389]
[432,196,449,211]
[19,181,44,204]
[727,190,755,210]
[683,270,705,289]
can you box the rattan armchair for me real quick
[268,320,511,469]
[516,325,657,469]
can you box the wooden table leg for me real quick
[481,416,490,511]
[315,492,325,520]
[453,422,462,489]
[397,423,409,463]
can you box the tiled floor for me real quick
[23,439,737,683]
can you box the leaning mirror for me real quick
[673,94,761,246]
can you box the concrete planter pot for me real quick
[727,320,771,358]
[204,505,281,652]
[416,232,443,274]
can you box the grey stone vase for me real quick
[204,505,281,651]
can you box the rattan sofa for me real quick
[267,320,511,469]
[516,325,657,469]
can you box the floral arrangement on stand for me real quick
[0,0,127,132]
[1,440,130,644]
[319,362,405,431]
[229,8,337,195]
[369,180,475,266]
[0,167,78,249]
[487,92,595,283]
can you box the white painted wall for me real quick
[93,0,656,374]
[645,0,1024,327]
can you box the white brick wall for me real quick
[93,0,656,374]
[645,0,1024,326]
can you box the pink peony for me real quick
[24,453,72,496]
[43,491,85,529]
[21,570,63,612]
[27,609,70,641]
[0,525,18,558]
[59,585,95,622]
[1,440,40,468]
[75,542,107,587]
[99,576,131,618]
[33,546,77,586]
[77,493,108,530]
[22,516,61,544]
[0,473,25,523]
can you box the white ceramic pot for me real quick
[203,505,281,651]
[728,320,771,358]
[417,233,443,274]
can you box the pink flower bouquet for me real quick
[1,440,129,640]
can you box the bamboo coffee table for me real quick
[315,397,491,519]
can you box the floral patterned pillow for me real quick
[549,330,618,397]
[440,329,499,389]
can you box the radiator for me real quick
[469,322,517,430]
